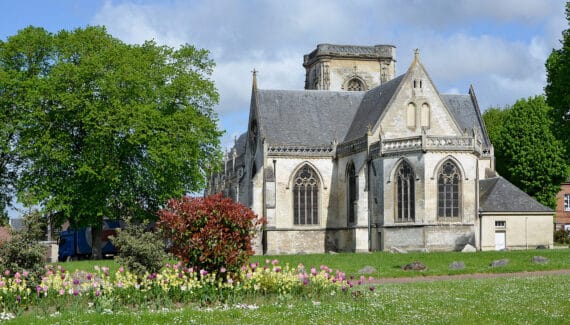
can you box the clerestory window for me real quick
[293,164,319,225]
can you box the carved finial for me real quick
[252,68,258,90]
[367,123,372,136]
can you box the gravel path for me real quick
[371,269,570,284]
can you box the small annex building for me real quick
[207,43,554,254]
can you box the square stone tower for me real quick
[303,43,396,91]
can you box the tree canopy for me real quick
[483,96,568,208]
[0,26,222,226]
[546,1,570,162]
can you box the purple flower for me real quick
[369,286,375,292]
[303,278,309,285]
[16,295,21,302]
[341,286,347,292]
[200,269,208,276]
[311,267,317,276]
[73,279,80,285]
[95,290,101,297]
[73,290,79,296]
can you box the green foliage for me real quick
[554,228,570,244]
[0,232,45,281]
[21,210,47,241]
[546,2,570,163]
[0,26,222,228]
[110,222,167,276]
[482,96,568,208]
[158,194,265,274]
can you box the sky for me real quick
[0,0,567,151]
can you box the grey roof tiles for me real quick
[479,177,552,212]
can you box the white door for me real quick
[495,232,506,250]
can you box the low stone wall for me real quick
[264,228,355,254]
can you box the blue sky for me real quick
[0,0,567,164]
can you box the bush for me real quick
[554,228,570,244]
[110,222,167,276]
[0,232,45,281]
[157,194,265,274]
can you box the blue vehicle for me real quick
[58,220,123,261]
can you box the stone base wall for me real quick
[264,229,355,255]
[382,224,475,251]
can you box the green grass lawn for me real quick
[57,248,570,280]
[251,248,570,278]
[11,274,570,324]
[25,249,568,324]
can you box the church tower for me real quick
[303,44,396,91]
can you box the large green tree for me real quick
[546,2,570,160]
[483,96,568,208]
[0,26,222,242]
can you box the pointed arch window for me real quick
[396,161,415,222]
[347,162,357,225]
[438,160,461,219]
[293,164,319,225]
[347,78,365,91]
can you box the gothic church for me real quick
[207,44,553,254]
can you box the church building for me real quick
[207,44,553,254]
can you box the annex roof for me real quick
[479,177,553,213]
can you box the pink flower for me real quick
[311,267,317,276]
[273,267,281,273]
[14,272,20,279]
[119,267,124,273]
[341,285,347,292]
[95,290,101,297]
[271,259,279,265]
[22,271,28,277]
[200,269,208,276]
[4,270,9,276]
[227,278,234,285]
[59,289,65,295]
[246,272,252,279]
[265,259,270,264]
[220,267,226,273]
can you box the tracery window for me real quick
[438,160,461,219]
[347,78,365,91]
[293,164,319,225]
[347,162,356,225]
[396,161,415,222]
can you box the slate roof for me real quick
[343,74,405,142]
[442,94,492,149]
[479,177,553,213]
[256,89,364,146]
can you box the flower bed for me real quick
[0,259,374,318]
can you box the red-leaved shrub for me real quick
[157,194,265,274]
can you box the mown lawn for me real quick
[11,274,570,324]
[251,248,570,278]
[58,248,570,280]
[22,249,567,324]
